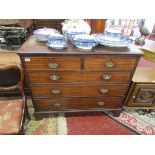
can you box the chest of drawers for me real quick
[17,36,143,119]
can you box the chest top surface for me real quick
[17,35,143,56]
[132,67,155,83]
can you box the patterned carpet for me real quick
[105,110,155,135]
[24,100,155,135]
[24,100,67,135]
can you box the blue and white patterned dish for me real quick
[33,28,60,42]
[47,42,68,49]
[48,33,67,41]
[47,33,68,49]
[92,33,134,47]
[63,29,86,41]
[63,30,86,37]
[48,39,67,45]
[71,34,98,49]
[35,36,49,42]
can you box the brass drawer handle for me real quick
[51,89,61,94]
[48,62,58,69]
[51,103,63,107]
[105,61,115,68]
[102,74,112,80]
[97,101,106,106]
[100,88,109,94]
[50,75,60,80]
[24,57,30,62]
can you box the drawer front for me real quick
[34,97,124,111]
[27,70,132,83]
[31,84,129,97]
[84,57,137,70]
[23,57,81,70]
[126,84,155,107]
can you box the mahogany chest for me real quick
[17,36,143,119]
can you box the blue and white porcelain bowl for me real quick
[47,42,68,49]
[92,33,134,47]
[63,27,87,40]
[63,29,86,37]
[71,34,98,49]
[47,33,68,49]
[48,33,67,42]
[33,28,60,42]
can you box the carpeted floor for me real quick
[24,100,67,135]
[105,109,155,135]
[24,100,155,135]
[66,112,136,135]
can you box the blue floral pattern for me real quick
[71,34,98,49]
[92,33,134,47]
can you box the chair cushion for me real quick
[0,99,24,134]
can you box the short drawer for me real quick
[84,56,137,70]
[27,70,133,84]
[34,97,124,111]
[31,84,129,97]
[23,56,81,70]
[125,83,155,107]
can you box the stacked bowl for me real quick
[71,34,98,49]
[33,27,60,42]
[47,33,68,49]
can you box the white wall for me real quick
[145,19,155,32]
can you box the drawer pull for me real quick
[50,75,60,80]
[100,88,109,94]
[97,101,106,106]
[105,61,115,68]
[51,89,61,94]
[102,74,112,80]
[51,103,62,107]
[24,57,30,62]
[48,62,58,69]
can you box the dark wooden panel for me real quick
[31,84,129,98]
[0,69,19,87]
[34,19,64,32]
[0,68,30,97]
[24,56,81,70]
[84,56,137,70]
[126,83,155,107]
[34,97,124,111]
[27,70,133,83]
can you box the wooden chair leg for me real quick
[25,98,31,119]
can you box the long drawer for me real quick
[84,56,137,70]
[27,70,133,83]
[34,97,124,111]
[31,84,129,97]
[23,56,81,70]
